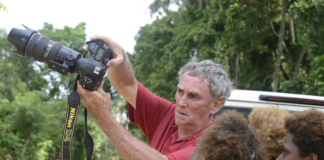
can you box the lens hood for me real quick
[7,24,37,57]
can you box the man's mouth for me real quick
[178,110,187,116]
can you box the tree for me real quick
[273,0,289,91]
[1,22,149,159]
[130,11,183,102]
[149,0,186,21]
[0,23,91,159]
[132,0,324,100]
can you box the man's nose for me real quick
[178,95,188,108]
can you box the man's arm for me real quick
[88,35,138,108]
[77,82,168,160]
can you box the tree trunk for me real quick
[289,10,295,43]
[235,53,240,86]
[273,0,288,92]
[22,135,31,159]
[174,0,184,22]
[292,41,307,81]
[226,56,232,80]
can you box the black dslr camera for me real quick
[7,25,113,91]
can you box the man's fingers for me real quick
[85,45,90,55]
[97,82,105,94]
[89,35,125,67]
[107,56,123,67]
[77,81,86,95]
[77,81,89,106]
[98,90,111,100]
[90,35,115,48]
[77,81,96,98]
[97,82,111,99]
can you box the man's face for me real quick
[276,133,309,160]
[175,71,221,131]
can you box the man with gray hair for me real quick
[77,35,233,160]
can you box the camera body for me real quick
[77,40,112,91]
[7,25,113,91]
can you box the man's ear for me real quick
[307,153,317,160]
[210,97,223,115]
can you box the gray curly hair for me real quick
[177,59,233,105]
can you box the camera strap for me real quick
[62,76,81,160]
[62,56,94,160]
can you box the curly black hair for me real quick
[284,108,324,159]
[196,110,267,160]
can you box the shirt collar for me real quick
[171,118,215,142]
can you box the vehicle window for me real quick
[213,106,298,120]
[213,106,253,119]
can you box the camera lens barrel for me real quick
[7,25,110,91]
[8,25,81,75]
[27,35,63,64]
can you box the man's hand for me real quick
[86,35,138,108]
[87,35,125,67]
[77,81,113,122]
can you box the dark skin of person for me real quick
[276,133,317,160]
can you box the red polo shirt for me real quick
[128,82,211,160]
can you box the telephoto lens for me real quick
[7,24,113,91]
[7,24,81,75]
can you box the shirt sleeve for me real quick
[128,82,175,142]
[166,145,196,160]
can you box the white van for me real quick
[214,89,324,118]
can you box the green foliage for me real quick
[0,24,91,159]
[1,0,324,159]
[0,2,7,12]
[132,0,324,99]
[130,12,182,102]
[0,79,67,159]
[0,22,146,159]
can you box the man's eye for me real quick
[178,89,183,94]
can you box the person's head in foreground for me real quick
[249,106,291,160]
[276,108,324,160]
[175,59,233,131]
[190,110,267,160]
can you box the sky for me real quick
[0,0,160,53]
